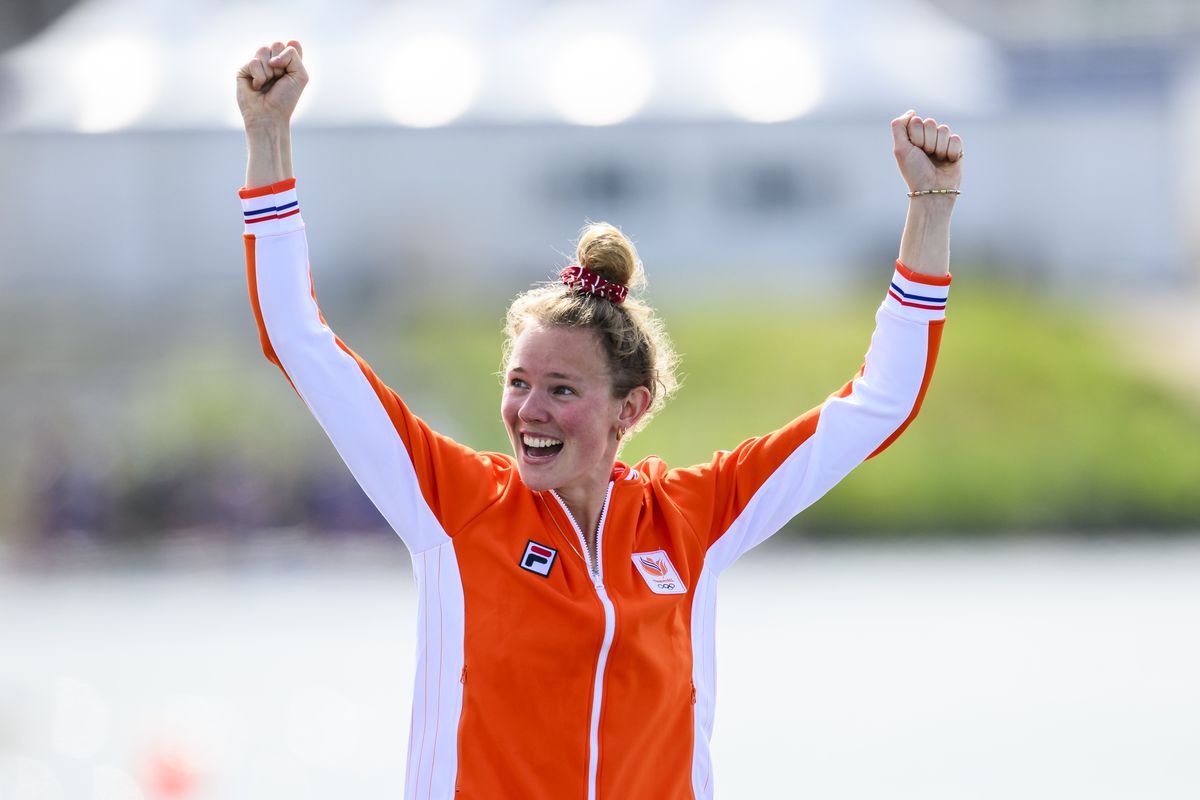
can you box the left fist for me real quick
[891,110,963,194]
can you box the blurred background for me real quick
[1,0,1198,798]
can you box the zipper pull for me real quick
[691,682,697,705]
[460,666,467,684]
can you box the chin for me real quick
[513,459,555,492]
[516,471,557,493]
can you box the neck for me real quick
[555,476,612,545]
[547,445,621,547]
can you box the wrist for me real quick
[244,119,293,188]
[906,193,957,215]
[243,117,290,138]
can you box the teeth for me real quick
[522,434,563,448]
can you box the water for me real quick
[2,537,1198,799]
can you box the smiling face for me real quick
[502,322,637,499]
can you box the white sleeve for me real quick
[241,180,506,553]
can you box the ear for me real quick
[616,385,653,431]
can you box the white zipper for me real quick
[550,483,616,800]
[551,484,613,581]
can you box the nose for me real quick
[517,390,550,425]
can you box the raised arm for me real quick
[236,40,305,186]
[236,43,507,552]
[892,110,963,278]
[662,112,963,564]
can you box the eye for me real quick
[508,378,529,389]
[553,385,576,396]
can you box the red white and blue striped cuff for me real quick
[239,178,303,236]
[883,260,951,322]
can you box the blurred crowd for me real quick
[30,453,389,547]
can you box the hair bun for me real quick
[575,222,644,292]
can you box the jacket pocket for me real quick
[455,665,468,794]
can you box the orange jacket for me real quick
[242,179,949,799]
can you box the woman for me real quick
[237,41,962,800]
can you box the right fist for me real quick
[236,40,308,127]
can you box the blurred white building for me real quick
[0,0,1197,296]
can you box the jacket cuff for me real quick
[883,259,951,322]
[238,178,303,235]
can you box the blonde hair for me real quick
[503,223,680,439]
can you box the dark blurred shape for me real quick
[926,0,1200,41]
[715,160,811,216]
[927,0,1187,110]
[300,465,390,534]
[31,443,389,548]
[1002,41,1183,108]
[546,159,652,211]
[0,0,81,54]
[34,448,112,546]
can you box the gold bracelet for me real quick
[908,188,961,198]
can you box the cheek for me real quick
[562,403,610,444]
[500,393,518,426]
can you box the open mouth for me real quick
[522,433,564,460]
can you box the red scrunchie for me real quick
[559,265,629,304]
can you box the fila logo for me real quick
[520,540,557,578]
[632,550,686,595]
